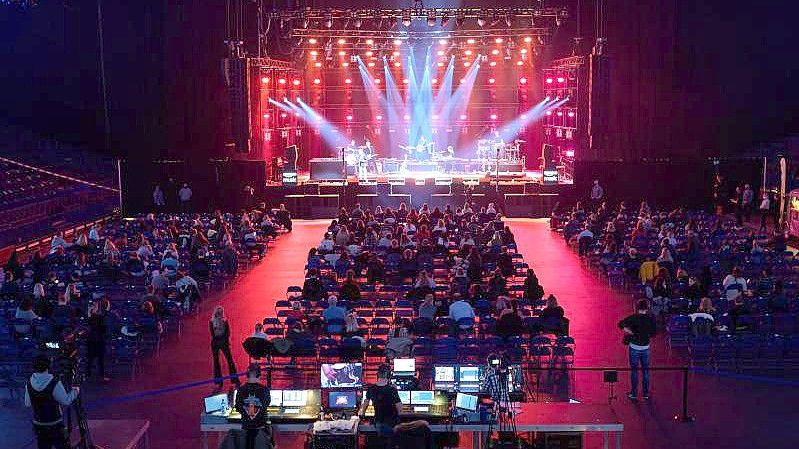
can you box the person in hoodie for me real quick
[25,355,80,449]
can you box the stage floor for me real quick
[292,169,573,185]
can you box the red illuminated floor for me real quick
[3,219,797,448]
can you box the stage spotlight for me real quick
[366,38,374,45]
[432,114,440,120]
[477,17,486,27]
[516,61,523,66]
[432,78,438,83]
[310,50,318,56]
[281,112,288,118]
[402,78,409,84]
[309,38,317,45]
[263,113,270,119]
[439,38,448,46]
[344,78,352,84]
[346,115,353,121]
[366,51,374,57]
[491,49,500,55]
[460,114,467,120]
[337,38,346,45]
[464,61,471,67]
[519,77,527,84]
[374,78,381,84]
[437,50,445,56]
[313,78,321,84]
[520,48,528,54]
[402,10,412,27]
[459,78,466,84]
[427,11,436,27]
[437,62,444,67]
[489,61,497,66]
[495,37,504,44]
[556,111,563,116]
[467,38,475,44]
[524,36,532,43]
[566,150,575,157]
[490,114,498,120]
[368,61,375,67]
[394,39,402,46]
[278,78,286,85]
[342,62,350,67]
[376,115,383,121]
[545,111,552,116]
[557,77,565,83]
[261,77,269,83]
[568,111,575,117]
[404,114,411,120]
[546,78,553,83]
[314,62,322,67]
[464,49,473,56]
[338,50,346,56]
[292,79,301,86]
[394,62,401,67]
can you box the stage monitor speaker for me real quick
[541,144,557,172]
[223,57,250,153]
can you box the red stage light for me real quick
[374,78,381,84]
[337,38,346,45]
[432,78,438,84]
[314,62,322,67]
[346,115,353,121]
[490,114,498,120]
[338,50,346,56]
[565,150,575,157]
[367,62,375,67]
[464,49,473,56]
[342,62,350,67]
[309,38,318,44]
[464,61,471,67]
[437,62,444,67]
[488,78,495,84]
[546,78,553,83]
[519,77,528,84]
[280,113,287,118]
[495,37,504,44]
[520,114,527,120]
[524,36,532,43]
[344,78,352,84]
[460,78,466,84]
[545,111,552,115]
[261,77,269,84]
[402,78,409,84]
[278,78,286,84]
[394,62,401,67]
[263,114,270,118]
[489,61,497,67]
[437,50,445,56]
[491,49,500,55]
[467,38,475,44]
[392,51,400,57]
[520,48,528,54]
[557,77,565,83]
[309,50,318,56]
[366,39,374,45]
[313,78,321,84]
[292,79,301,86]
[516,61,523,66]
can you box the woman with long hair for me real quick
[210,306,240,390]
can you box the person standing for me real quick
[178,183,193,213]
[153,185,165,208]
[25,356,80,449]
[618,300,657,401]
[590,179,604,210]
[742,184,754,221]
[86,301,109,382]
[358,364,403,448]
[235,365,272,449]
[210,306,240,391]
[759,191,771,233]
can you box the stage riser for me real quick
[284,194,340,219]
[503,194,560,218]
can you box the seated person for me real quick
[496,300,524,340]
[322,296,347,334]
[449,297,475,328]
[302,269,325,301]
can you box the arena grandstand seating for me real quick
[0,208,289,393]
[551,201,799,375]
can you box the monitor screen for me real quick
[455,393,478,411]
[328,391,357,409]
[281,390,308,407]
[458,366,481,383]
[269,390,283,407]
[393,358,416,375]
[397,391,411,405]
[410,391,435,405]
[204,393,229,414]
[434,366,456,382]
[321,363,363,388]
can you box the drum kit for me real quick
[477,139,524,162]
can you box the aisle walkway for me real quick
[4,219,797,449]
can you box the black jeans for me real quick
[243,426,272,449]
[212,342,239,386]
[86,342,105,378]
[33,423,69,449]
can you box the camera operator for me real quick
[24,355,80,449]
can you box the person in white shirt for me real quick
[449,298,475,329]
[88,226,100,242]
[377,234,392,248]
[178,183,192,212]
[176,273,199,292]
[50,233,67,254]
[576,226,594,256]
[318,234,335,252]
[722,267,747,301]
[414,271,437,290]
[759,191,771,232]
[486,203,497,215]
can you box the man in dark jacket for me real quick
[25,355,79,449]
[618,300,657,401]
[235,365,272,449]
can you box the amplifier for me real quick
[310,158,354,180]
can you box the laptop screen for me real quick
[204,393,229,414]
